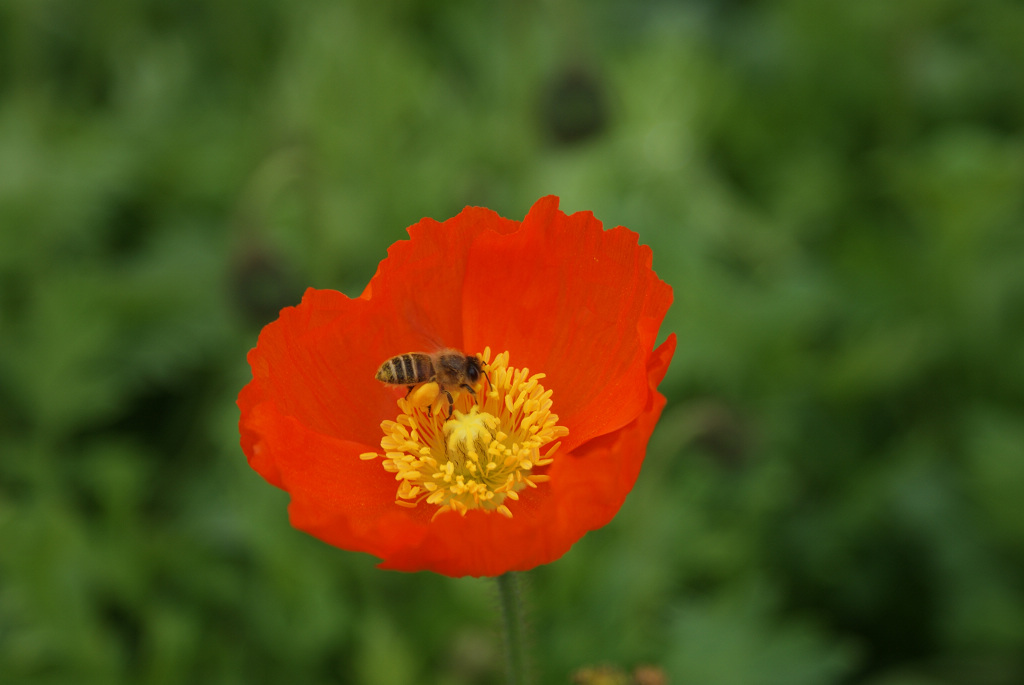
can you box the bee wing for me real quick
[396,297,452,353]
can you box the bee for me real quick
[375,349,489,418]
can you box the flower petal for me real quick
[244,396,436,560]
[543,333,676,533]
[367,206,519,350]
[462,196,672,453]
[242,288,395,449]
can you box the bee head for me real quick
[465,357,483,383]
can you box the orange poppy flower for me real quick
[238,196,675,577]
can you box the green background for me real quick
[2,1,1023,683]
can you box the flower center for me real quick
[361,348,567,519]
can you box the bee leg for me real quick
[405,385,415,398]
[443,389,455,419]
[460,384,481,410]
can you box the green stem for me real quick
[496,572,529,685]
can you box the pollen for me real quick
[360,348,568,519]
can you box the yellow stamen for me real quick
[362,348,567,519]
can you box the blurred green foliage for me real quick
[2,0,1023,683]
